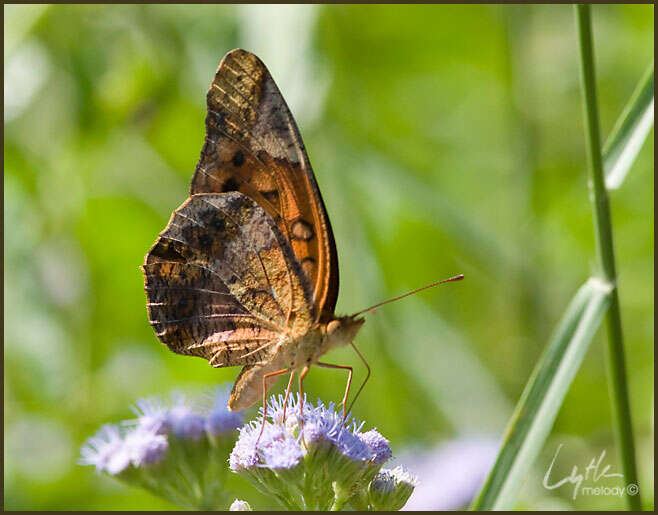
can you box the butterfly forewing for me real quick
[190,49,339,322]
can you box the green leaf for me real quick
[603,63,654,190]
[471,278,613,510]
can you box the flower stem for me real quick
[575,5,641,510]
[330,482,350,511]
[330,498,346,511]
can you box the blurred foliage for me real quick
[4,4,653,510]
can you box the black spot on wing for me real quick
[148,240,186,263]
[221,177,239,192]
[260,189,279,204]
[207,110,227,131]
[211,216,226,231]
[232,150,245,167]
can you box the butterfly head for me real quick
[323,315,365,350]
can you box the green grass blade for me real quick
[471,278,613,510]
[603,63,654,190]
[576,6,642,509]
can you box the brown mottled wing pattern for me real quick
[190,48,339,323]
[143,192,314,370]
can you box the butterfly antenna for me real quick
[351,274,464,318]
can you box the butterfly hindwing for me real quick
[190,48,339,323]
[142,192,314,369]
[143,260,278,366]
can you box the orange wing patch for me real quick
[190,49,339,323]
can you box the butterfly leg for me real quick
[298,365,310,449]
[256,367,290,446]
[346,342,371,416]
[281,369,296,423]
[316,362,353,422]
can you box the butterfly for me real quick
[142,49,463,421]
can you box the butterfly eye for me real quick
[326,320,341,335]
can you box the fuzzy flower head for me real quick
[369,466,419,510]
[80,424,131,475]
[80,422,169,475]
[359,429,393,465]
[167,405,205,440]
[229,499,252,511]
[230,393,389,471]
[124,427,168,467]
[131,395,171,435]
[205,386,243,436]
[80,384,244,510]
[229,393,397,510]
[131,392,210,441]
[230,418,303,472]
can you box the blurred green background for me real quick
[4,4,653,510]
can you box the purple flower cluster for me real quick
[131,388,242,441]
[230,422,304,471]
[229,393,391,473]
[81,387,416,510]
[205,387,243,437]
[228,393,403,510]
[80,422,169,474]
[81,385,243,476]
